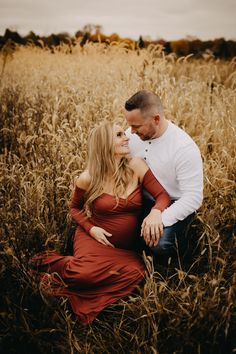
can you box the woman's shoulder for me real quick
[129,156,147,169]
[129,157,149,181]
[75,170,91,190]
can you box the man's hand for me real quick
[141,209,163,247]
[89,226,114,247]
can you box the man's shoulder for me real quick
[168,123,202,163]
[169,122,199,148]
[169,121,190,137]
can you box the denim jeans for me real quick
[151,212,195,257]
[141,198,196,258]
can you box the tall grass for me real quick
[0,43,235,353]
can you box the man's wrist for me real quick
[150,208,162,214]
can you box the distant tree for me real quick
[137,36,145,49]
[189,39,202,57]
[1,25,236,59]
[82,24,93,34]
[94,25,102,34]
[212,38,228,58]
[75,30,83,38]
[226,40,236,58]
[90,32,107,43]
[164,41,171,54]
[171,39,190,56]
[108,33,120,43]
[82,24,103,35]
[24,31,41,47]
[3,29,26,45]
[80,32,90,47]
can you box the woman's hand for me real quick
[89,226,114,247]
[141,209,163,247]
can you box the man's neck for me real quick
[152,119,168,139]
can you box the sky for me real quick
[0,0,236,41]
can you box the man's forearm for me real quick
[161,192,203,227]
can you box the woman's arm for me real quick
[69,171,94,233]
[142,169,170,212]
[141,168,171,247]
[130,157,171,247]
[130,157,170,210]
[70,171,114,247]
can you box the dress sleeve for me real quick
[142,169,171,212]
[69,186,94,233]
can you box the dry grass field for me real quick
[0,43,235,354]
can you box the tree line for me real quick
[1,27,236,59]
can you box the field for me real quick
[0,43,235,354]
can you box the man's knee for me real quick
[150,214,195,258]
[151,227,177,257]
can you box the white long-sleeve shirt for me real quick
[126,121,203,227]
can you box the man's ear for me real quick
[153,114,160,124]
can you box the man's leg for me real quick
[150,213,196,258]
[141,196,196,259]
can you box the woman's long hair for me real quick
[84,121,134,216]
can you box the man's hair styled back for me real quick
[125,90,163,117]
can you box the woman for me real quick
[30,121,170,325]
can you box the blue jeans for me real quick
[151,212,195,257]
[141,198,196,258]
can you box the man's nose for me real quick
[131,127,136,134]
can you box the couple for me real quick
[30,90,203,325]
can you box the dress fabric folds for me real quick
[30,169,170,325]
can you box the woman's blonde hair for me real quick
[84,121,134,216]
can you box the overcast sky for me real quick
[0,0,235,41]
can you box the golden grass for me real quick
[0,43,235,353]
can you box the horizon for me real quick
[1,26,235,43]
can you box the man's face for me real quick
[125,108,159,140]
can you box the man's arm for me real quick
[161,143,203,227]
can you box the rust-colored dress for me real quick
[30,169,170,325]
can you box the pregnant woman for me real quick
[30,121,170,325]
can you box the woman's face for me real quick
[113,124,130,157]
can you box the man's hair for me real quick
[125,90,163,116]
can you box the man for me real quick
[125,90,203,258]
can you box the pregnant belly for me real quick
[91,214,140,249]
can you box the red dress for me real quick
[30,169,170,325]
